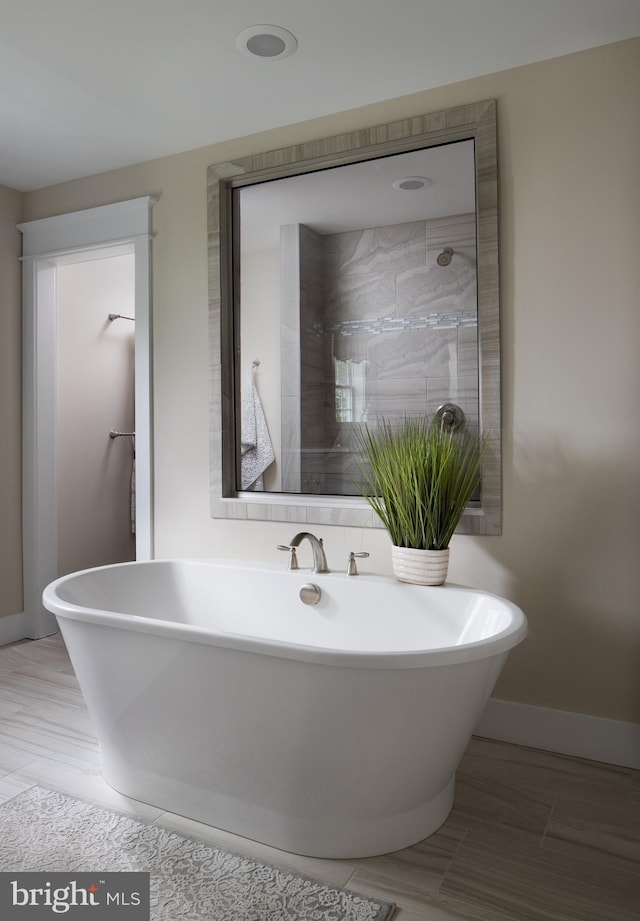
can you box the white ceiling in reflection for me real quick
[240,140,476,252]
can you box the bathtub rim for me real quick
[43,558,527,670]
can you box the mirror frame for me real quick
[208,98,501,534]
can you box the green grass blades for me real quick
[352,416,485,550]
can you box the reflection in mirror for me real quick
[208,99,500,534]
[236,140,478,497]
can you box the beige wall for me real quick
[0,185,23,617]
[23,38,640,723]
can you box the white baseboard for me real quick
[476,697,640,770]
[0,610,28,647]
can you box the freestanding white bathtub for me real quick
[43,559,526,858]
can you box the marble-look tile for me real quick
[53,706,97,738]
[397,263,476,319]
[451,770,555,836]
[331,332,367,363]
[335,221,426,277]
[386,903,516,921]
[365,378,428,420]
[0,741,39,776]
[326,271,396,323]
[19,697,88,723]
[345,868,517,921]
[367,328,458,381]
[427,376,478,422]
[8,663,84,704]
[0,687,20,718]
[426,213,477,269]
[440,820,640,921]
[458,326,478,378]
[345,867,446,920]
[0,681,78,713]
[366,328,428,382]
[0,634,71,670]
[350,823,467,895]
[322,233,339,277]
[0,712,99,769]
[461,737,633,806]
[0,772,36,803]
[427,329,459,379]
[0,645,45,670]
[544,793,640,868]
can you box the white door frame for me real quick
[18,197,155,637]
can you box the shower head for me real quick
[436,247,453,266]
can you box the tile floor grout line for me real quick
[434,821,470,896]
[540,795,558,849]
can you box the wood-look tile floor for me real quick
[0,634,638,919]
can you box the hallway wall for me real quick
[56,254,136,575]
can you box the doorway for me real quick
[56,250,137,576]
[19,197,154,637]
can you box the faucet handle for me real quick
[347,551,369,576]
[277,545,299,570]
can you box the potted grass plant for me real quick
[353,416,485,585]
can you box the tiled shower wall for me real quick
[281,223,328,493]
[284,213,478,494]
[325,212,478,419]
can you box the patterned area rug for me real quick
[0,787,394,920]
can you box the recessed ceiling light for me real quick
[236,25,298,60]
[392,176,433,191]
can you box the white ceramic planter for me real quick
[391,546,450,586]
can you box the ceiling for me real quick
[2,0,639,192]
[240,141,476,252]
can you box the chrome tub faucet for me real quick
[285,532,329,573]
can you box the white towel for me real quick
[240,372,275,490]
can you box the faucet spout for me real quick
[289,532,329,573]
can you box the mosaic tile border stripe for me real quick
[324,312,477,336]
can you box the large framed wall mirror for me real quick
[208,99,501,533]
